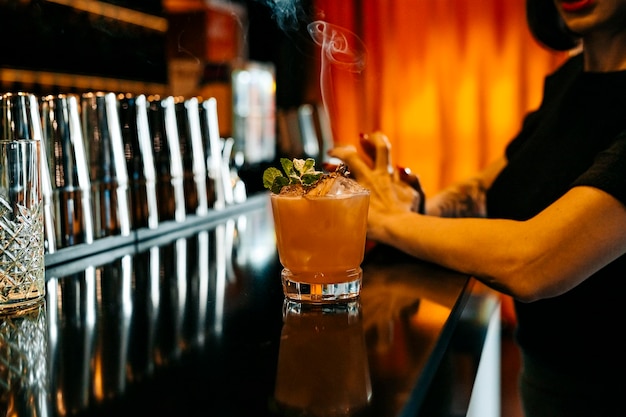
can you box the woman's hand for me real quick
[329,132,424,239]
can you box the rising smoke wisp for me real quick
[255,1,368,143]
[307,20,367,142]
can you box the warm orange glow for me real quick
[312,0,567,194]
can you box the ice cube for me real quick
[307,175,367,196]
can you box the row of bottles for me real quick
[0,91,245,255]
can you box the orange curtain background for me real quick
[309,0,568,195]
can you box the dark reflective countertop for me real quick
[0,194,479,417]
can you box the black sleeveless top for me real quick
[486,53,626,380]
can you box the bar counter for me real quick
[0,193,499,417]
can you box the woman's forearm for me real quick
[371,211,520,294]
[372,187,626,302]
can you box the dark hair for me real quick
[526,0,580,51]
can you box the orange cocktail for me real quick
[270,189,369,302]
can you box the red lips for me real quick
[560,0,595,13]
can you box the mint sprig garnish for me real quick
[263,157,324,194]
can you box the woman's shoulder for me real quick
[547,52,583,82]
[540,53,584,99]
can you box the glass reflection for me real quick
[273,299,372,417]
[153,237,186,366]
[212,218,234,338]
[47,268,96,416]
[127,246,160,384]
[0,301,50,417]
[41,203,271,416]
[181,230,210,350]
[92,255,133,402]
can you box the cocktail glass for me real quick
[270,181,369,303]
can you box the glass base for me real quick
[281,268,362,303]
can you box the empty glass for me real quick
[40,94,94,248]
[174,97,208,216]
[147,95,186,223]
[118,93,159,230]
[0,92,46,312]
[81,91,131,239]
[199,97,227,209]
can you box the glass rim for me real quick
[270,190,370,199]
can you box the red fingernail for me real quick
[397,165,411,175]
